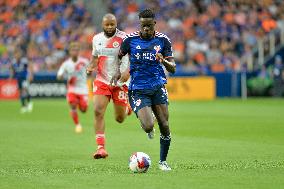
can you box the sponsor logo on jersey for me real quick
[136,45,141,49]
[134,52,157,61]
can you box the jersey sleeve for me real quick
[119,37,130,57]
[92,35,98,57]
[57,63,66,77]
[120,54,129,72]
[162,37,174,58]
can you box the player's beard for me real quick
[71,56,78,62]
[104,29,116,38]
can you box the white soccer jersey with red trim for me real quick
[92,29,129,85]
[57,57,90,95]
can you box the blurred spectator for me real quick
[1,0,284,75]
[272,55,284,96]
[247,65,273,96]
[106,0,284,73]
[0,0,94,73]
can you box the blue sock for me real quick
[27,94,30,103]
[160,134,171,162]
[20,95,26,107]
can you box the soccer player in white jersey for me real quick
[86,14,131,159]
[57,42,90,133]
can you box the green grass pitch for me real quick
[0,99,284,189]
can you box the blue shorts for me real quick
[128,85,168,114]
[17,79,29,90]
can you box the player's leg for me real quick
[152,104,171,171]
[23,80,33,112]
[128,89,154,134]
[19,88,27,113]
[78,94,88,113]
[112,85,131,123]
[17,80,27,113]
[92,80,113,159]
[93,94,109,158]
[67,93,81,133]
[113,104,128,123]
[152,85,171,171]
[137,106,155,133]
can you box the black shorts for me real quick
[128,85,168,114]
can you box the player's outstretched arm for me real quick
[156,53,176,73]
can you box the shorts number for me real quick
[118,91,127,100]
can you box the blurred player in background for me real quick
[87,14,131,159]
[10,50,33,113]
[57,42,90,133]
[111,9,176,171]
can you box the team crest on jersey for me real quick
[113,41,119,48]
[154,45,161,53]
[134,53,140,60]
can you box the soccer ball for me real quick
[129,152,151,173]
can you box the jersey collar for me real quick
[139,31,156,40]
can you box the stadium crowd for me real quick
[107,0,284,74]
[1,0,284,75]
[0,0,94,73]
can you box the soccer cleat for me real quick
[75,124,83,133]
[20,107,27,114]
[93,148,108,159]
[27,102,33,113]
[147,128,155,139]
[158,161,172,171]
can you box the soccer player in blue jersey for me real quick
[10,50,33,113]
[111,9,176,171]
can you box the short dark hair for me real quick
[138,9,155,19]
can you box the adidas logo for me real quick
[136,45,141,49]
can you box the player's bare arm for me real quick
[156,53,176,73]
[110,52,127,86]
[120,68,130,83]
[110,58,122,86]
[57,74,64,81]
[86,56,98,75]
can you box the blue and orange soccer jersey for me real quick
[119,31,174,90]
